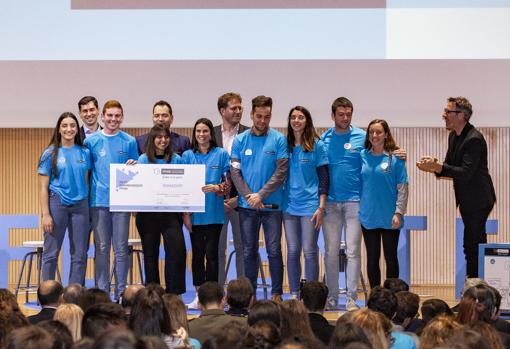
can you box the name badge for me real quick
[245,149,253,156]
[344,143,352,150]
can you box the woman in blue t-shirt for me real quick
[38,112,90,284]
[360,119,409,288]
[283,106,329,297]
[135,124,187,295]
[182,118,230,307]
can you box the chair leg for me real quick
[134,250,144,285]
[224,250,236,286]
[15,252,31,298]
[26,252,34,304]
[36,247,42,305]
[128,246,134,286]
[257,253,268,300]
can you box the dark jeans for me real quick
[460,205,493,278]
[135,212,186,294]
[238,207,283,295]
[362,226,400,288]
[190,224,222,286]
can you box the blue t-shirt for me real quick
[283,140,329,216]
[38,145,90,206]
[231,128,289,210]
[359,149,408,230]
[84,130,138,207]
[137,153,183,164]
[182,147,230,225]
[321,126,366,202]
[390,332,417,349]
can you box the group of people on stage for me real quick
[38,93,494,310]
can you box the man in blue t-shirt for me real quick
[136,100,190,156]
[84,100,138,300]
[230,95,288,301]
[321,97,365,311]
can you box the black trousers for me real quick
[361,226,400,288]
[460,205,493,278]
[135,212,186,294]
[190,224,222,286]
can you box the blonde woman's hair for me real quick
[54,303,84,341]
[348,308,390,349]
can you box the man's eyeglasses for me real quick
[444,108,461,115]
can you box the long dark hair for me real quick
[129,288,172,337]
[287,106,318,153]
[48,112,82,178]
[144,125,174,163]
[191,118,217,153]
[364,119,398,153]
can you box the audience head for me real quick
[383,278,409,293]
[91,328,137,349]
[54,303,84,341]
[201,321,247,349]
[226,277,254,310]
[420,299,453,323]
[457,284,497,325]
[198,281,224,309]
[121,284,144,315]
[248,300,281,328]
[393,291,420,326]
[38,280,64,307]
[329,319,371,349]
[72,337,94,349]
[129,288,171,338]
[82,302,127,339]
[242,320,281,349]
[85,288,111,306]
[161,293,189,333]
[37,320,73,349]
[469,321,504,349]
[278,299,314,341]
[0,288,28,341]
[137,336,168,349]
[277,337,325,349]
[367,286,397,321]
[301,281,328,313]
[442,327,490,349]
[460,278,487,296]
[4,326,59,349]
[63,284,86,308]
[348,308,391,349]
[419,315,463,349]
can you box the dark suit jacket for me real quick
[188,309,247,344]
[79,125,102,142]
[213,124,249,198]
[136,131,190,156]
[438,123,496,212]
[308,312,334,345]
[28,307,56,324]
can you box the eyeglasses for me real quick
[444,108,461,115]
[228,106,243,112]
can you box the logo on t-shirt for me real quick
[58,157,66,165]
[99,149,107,157]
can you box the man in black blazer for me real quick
[214,92,249,286]
[78,96,102,141]
[28,280,63,324]
[301,281,334,345]
[418,96,496,278]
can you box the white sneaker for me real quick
[346,298,360,312]
[187,295,199,309]
[326,297,338,310]
[289,293,299,300]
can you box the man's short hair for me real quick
[367,286,398,320]
[251,95,272,112]
[4,326,58,349]
[37,320,73,349]
[37,280,64,306]
[198,281,224,307]
[63,284,85,307]
[226,277,253,309]
[102,100,123,114]
[383,278,409,293]
[93,328,138,349]
[331,97,353,114]
[448,96,473,121]
[152,100,173,115]
[78,96,98,111]
[82,303,127,339]
[301,281,328,312]
[217,92,242,111]
[393,291,420,325]
[420,299,453,323]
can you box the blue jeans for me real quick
[238,207,283,295]
[218,208,245,286]
[42,193,90,284]
[283,213,319,294]
[91,207,130,298]
[322,201,362,300]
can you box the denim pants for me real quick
[283,213,319,294]
[91,207,130,298]
[218,208,245,286]
[238,207,283,295]
[322,201,362,300]
[42,192,90,284]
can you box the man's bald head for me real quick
[121,284,145,311]
[37,280,63,306]
[63,283,85,307]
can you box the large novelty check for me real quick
[109,164,205,212]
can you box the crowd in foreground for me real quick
[1,277,509,349]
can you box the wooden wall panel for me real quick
[1,127,508,288]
